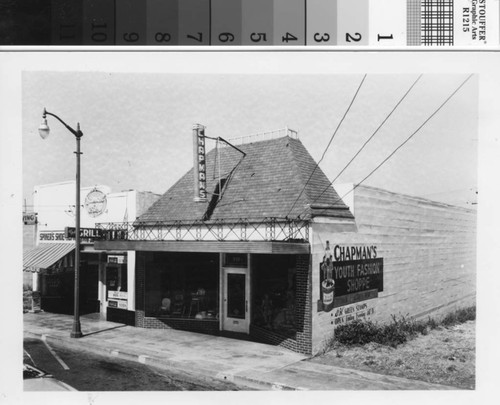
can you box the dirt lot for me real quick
[310,320,475,389]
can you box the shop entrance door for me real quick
[222,267,249,333]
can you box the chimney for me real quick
[193,124,207,202]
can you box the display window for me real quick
[251,254,297,337]
[106,265,127,292]
[106,263,128,310]
[145,252,219,320]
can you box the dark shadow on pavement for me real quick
[83,325,127,337]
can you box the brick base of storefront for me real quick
[134,252,313,355]
[249,325,303,354]
[107,307,136,326]
[292,254,312,355]
[136,311,220,335]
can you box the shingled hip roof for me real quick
[138,136,353,223]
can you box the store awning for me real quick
[94,240,310,255]
[23,243,75,272]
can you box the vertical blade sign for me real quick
[193,124,207,202]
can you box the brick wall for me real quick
[295,254,312,354]
[141,317,220,334]
[250,325,300,352]
[135,252,146,327]
[311,185,477,354]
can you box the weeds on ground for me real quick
[441,307,476,326]
[331,306,475,350]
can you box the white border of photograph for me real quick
[1,50,499,404]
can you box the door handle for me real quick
[246,300,248,312]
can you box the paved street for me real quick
[24,337,244,391]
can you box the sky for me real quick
[22,71,478,211]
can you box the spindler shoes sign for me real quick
[318,243,383,312]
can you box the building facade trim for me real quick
[94,240,311,254]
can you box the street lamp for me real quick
[38,108,83,339]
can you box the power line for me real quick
[301,73,474,219]
[328,75,423,188]
[295,74,423,219]
[286,74,367,217]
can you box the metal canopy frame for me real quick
[96,217,309,243]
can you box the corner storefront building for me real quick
[95,127,476,355]
[23,181,159,321]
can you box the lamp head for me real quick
[38,118,50,139]
[38,108,50,139]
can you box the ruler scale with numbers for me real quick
[0,0,498,47]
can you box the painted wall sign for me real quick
[23,212,37,225]
[318,242,384,312]
[330,258,384,296]
[333,289,378,308]
[334,302,375,326]
[65,227,104,240]
[84,187,107,217]
[333,245,377,261]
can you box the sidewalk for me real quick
[23,312,456,391]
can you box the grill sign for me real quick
[65,227,104,240]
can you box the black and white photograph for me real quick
[0,50,499,403]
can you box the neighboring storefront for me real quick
[92,127,476,355]
[23,181,159,321]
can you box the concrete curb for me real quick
[233,374,305,391]
[24,330,285,390]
